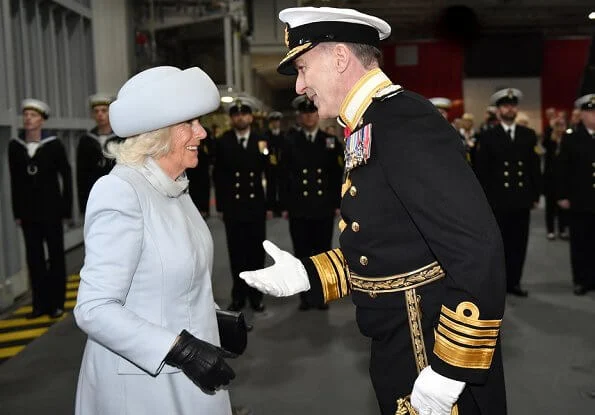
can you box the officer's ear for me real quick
[333,43,350,74]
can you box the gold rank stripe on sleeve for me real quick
[309,249,350,303]
[433,302,502,370]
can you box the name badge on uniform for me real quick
[326,137,336,149]
[344,123,372,172]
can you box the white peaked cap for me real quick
[109,66,220,138]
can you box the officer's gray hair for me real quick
[106,126,172,166]
[319,42,382,69]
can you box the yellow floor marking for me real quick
[11,300,77,316]
[0,327,48,342]
[0,314,67,329]
[0,345,25,359]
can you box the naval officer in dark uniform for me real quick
[214,99,271,312]
[262,111,285,216]
[241,7,507,415]
[76,93,120,215]
[556,93,595,295]
[474,88,542,297]
[280,95,344,310]
[186,127,215,217]
[8,99,73,319]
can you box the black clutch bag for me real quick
[216,309,248,355]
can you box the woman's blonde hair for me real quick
[106,126,172,166]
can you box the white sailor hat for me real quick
[89,93,115,108]
[278,7,391,75]
[429,97,452,110]
[490,88,523,106]
[292,95,318,113]
[228,97,256,116]
[109,66,219,138]
[574,93,595,111]
[21,98,50,119]
[268,111,283,120]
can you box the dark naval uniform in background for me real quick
[556,122,595,293]
[76,127,119,214]
[280,127,344,307]
[8,133,73,316]
[297,70,506,415]
[186,132,215,216]
[262,128,284,215]
[214,129,270,310]
[474,123,541,294]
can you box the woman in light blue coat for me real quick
[74,66,235,415]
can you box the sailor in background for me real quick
[429,97,452,120]
[240,6,507,415]
[186,125,215,218]
[76,93,120,214]
[279,96,344,310]
[8,99,72,319]
[214,99,271,312]
[474,88,542,297]
[262,111,285,216]
[556,93,595,295]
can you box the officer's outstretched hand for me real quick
[410,366,465,415]
[164,330,236,394]
[240,240,310,297]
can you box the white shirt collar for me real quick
[501,122,516,137]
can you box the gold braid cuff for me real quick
[433,302,502,370]
[309,249,350,303]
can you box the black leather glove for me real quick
[164,330,236,393]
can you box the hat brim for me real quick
[110,67,219,138]
[278,42,315,75]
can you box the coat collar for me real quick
[338,68,394,131]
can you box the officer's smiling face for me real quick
[294,46,342,119]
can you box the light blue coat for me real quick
[74,158,231,415]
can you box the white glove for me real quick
[410,366,465,415]
[239,240,310,297]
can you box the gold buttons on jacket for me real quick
[303,191,309,196]
[235,183,240,188]
[317,190,323,196]
[303,179,308,185]
[250,171,255,177]
[349,186,357,197]
[235,194,240,199]
[235,171,240,177]
[351,222,360,232]
[359,256,368,266]
[317,178,322,184]
[504,182,509,188]
[303,168,308,174]
[249,182,254,187]
[250,193,255,199]
[518,171,523,176]
[519,182,524,187]
[518,161,523,166]
[592,162,595,167]
[504,171,509,177]
[504,161,509,167]
[317,168,322,174]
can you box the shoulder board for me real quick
[373,85,404,102]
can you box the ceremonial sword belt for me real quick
[348,261,445,298]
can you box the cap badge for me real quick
[284,24,290,48]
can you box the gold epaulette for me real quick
[309,249,350,303]
[433,302,501,370]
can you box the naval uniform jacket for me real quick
[474,124,542,211]
[213,130,270,222]
[8,133,73,221]
[76,127,120,214]
[297,69,506,413]
[279,129,344,218]
[556,123,595,213]
[187,133,215,212]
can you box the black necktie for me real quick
[239,137,247,149]
[506,129,512,139]
[307,134,313,143]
